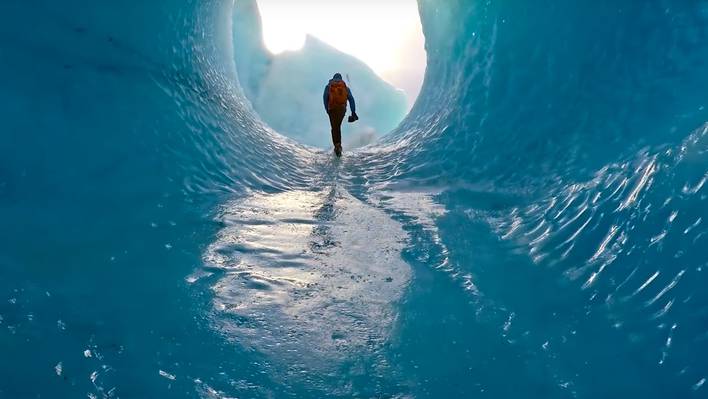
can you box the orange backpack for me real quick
[328,80,348,109]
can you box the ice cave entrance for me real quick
[233,0,427,148]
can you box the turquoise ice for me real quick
[0,0,707,398]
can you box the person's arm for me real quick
[347,88,357,114]
[323,85,329,113]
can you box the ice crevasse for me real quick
[0,1,707,398]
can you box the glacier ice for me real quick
[0,0,706,398]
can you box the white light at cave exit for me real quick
[256,0,426,108]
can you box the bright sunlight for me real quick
[256,0,426,107]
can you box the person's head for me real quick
[332,73,342,80]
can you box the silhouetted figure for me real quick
[323,73,357,157]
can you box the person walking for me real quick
[323,73,358,157]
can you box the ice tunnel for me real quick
[1,0,707,398]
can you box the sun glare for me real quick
[256,0,426,107]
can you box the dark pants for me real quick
[328,106,346,147]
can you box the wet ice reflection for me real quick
[193,187,411,375]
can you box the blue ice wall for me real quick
[232,0,271,102]
[232,0,408,148]
[0,0,706,398]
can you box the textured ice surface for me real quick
[0,0,707,398]
[197,187,410,387]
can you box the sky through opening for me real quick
[256,0,426,108]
